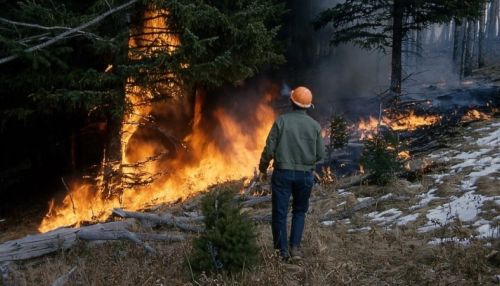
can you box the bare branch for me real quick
[51,266,77,286]
[0,0,138,65]
[0,17,72,31]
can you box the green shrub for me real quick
[326,114,349,158]
[360,132,403,185]
[189,186,258,274]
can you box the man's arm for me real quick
[315,127,325,164]
[259,121,280,173]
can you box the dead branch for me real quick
[0,0,138,65]
[78,229,155,253]
[0,262,10,285]
[248,214,272,223]
[136,232,185,242]
[335,174,372,190]
[112,208,205,233]
[320,194,410,222]
[240,195,271,207]
[51,266,77,286]
[243,181,257,197]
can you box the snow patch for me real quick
[418,191,488,232]
[357,197,372,203]
[396,213,420,225]
[410,188,438,210]
[367,208,402,225]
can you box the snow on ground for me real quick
[418,191,491,232]
[414,119,499,242]
[367,208,402,225]
[341,118,500,241]
[409,188,438,210]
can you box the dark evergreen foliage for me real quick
[326,114,349,158]
[190,185,258,274]
[0,0,285,201]
[0,0,285,120]
[360,132,403,185]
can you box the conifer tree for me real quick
[0,0,285,196]
[314,0,484,100]
[190,186,258,274]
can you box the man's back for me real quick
[259,109,324,173]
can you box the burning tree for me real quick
[313,0,484,99]
[0,0,286,231]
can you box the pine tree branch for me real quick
[0,17,82,31]
[0,0,138,65]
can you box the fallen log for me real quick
[0,219,184,263]
[335,174,372,190]
[112,209,205,233]
[240,195,271,207]
[78,229,156,253]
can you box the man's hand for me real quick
[258,172,268,183]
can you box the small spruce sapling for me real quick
[360,132,403,185]
[189,185,258,274]
[326,114,349,159]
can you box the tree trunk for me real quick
[460,21,468,79]
[416,28,422,72]
[452,19,460,68]
[464,21,474,77]
[487,0,500,59]
[103,111,124,200]
[390,0,404,98]
[479,3,486,68]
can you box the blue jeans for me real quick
[271,169,313,257]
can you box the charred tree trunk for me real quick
[479,3,486,68]
[390,0,404,99]
[464,21,474,77]
[416,28,423,72]
[103,109,124,199]
[460,21,468,78]
[452,19,461,73]
[487,0,500,60]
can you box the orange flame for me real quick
[357,111,441,139]
[397,150,411,160]
[38,9,277,232]
[461,109,492,122]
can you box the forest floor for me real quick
[2,114,500,285]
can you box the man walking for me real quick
[259,86,325,260]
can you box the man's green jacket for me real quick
[259,109,325,173]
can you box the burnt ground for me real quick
[1,114,500,285]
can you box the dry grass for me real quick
[4,116,500,285]
[3,183,500,286]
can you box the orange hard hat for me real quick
[290,86,313,108]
